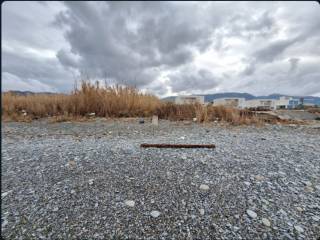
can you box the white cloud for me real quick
[2,72,57,92]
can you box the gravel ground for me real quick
[2,119,320,239]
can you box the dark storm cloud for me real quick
[53,1,220,87]
[253,36,305,64]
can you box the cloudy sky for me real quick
[2,1,320,97]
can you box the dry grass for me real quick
[307,107,320,114]
[2,81,160,121]
[155,102,262,125]
[2,81,262,125]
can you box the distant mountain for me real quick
[162,92,320,105]
[4,90,59,96]
[200,92,256,102]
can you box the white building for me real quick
[175,95,205,105]
[243,97,299,110]
[212,98,246,109]
[244,99,275,110]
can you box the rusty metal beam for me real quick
[140,143,215,149]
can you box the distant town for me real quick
[164,94,320,110]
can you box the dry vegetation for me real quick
[307,107,320,114]
[2,81,262,125]
[155,102,261,125]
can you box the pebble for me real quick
[246,210,257,219]
[279,209,287,215]
[296,207,303,212]
[150,210,161,218]
[124,200,135,207]
[3,120,320,239]
[1,191,12,198]
[255,175,264,181]
[294,225,304,233]
[88,179,94,185]
[305,186,314,192]
[244,181,251,186]
[199,184,209,191]
[262,218,271,227]
[199,209,205,215]
[311,216,320,221]
[303,181,312,186]
[2,219,8,228]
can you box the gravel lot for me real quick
[2,119,320,239]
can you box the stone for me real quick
[88,179,94,185]
[312,216,320,221]
[152,115,158,126]
[303,181,312,187]
[68,160,76,168]
[53,207,59,212]
[199,184,209,191]
[244,181,251,186]
[255,175,265,181]
[2,219,8,228]
[294,225,304,233]
[124,200,135,207]
[139,118,144,124]
[233,226,240,231]
[278,171,286,176]
[305,186,314,192]
[199,209,205,215]
[296,207,303,212]
[150,210,161,218]
[279,209,287,215]
[1,191,12,198]
[262,218,271,227]
[246,210,257,219]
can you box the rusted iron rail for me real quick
[140,143,215,149]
